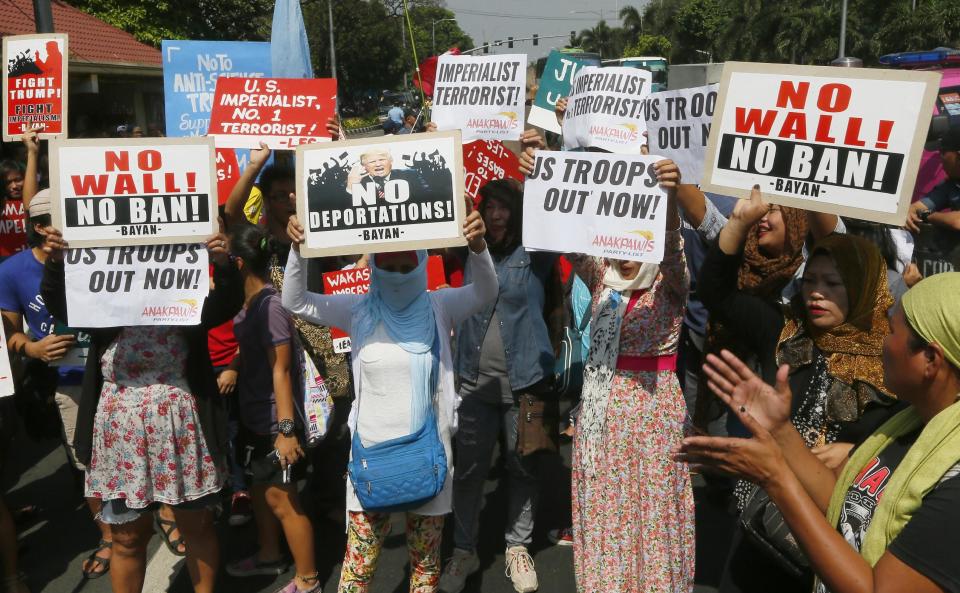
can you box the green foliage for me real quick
[623,35,673,59]
[70,0,272,47]
[639,0,960,65]
[341,115,380,129]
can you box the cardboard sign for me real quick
[562,66,653,153]
[463,140,524,208]
[296,131,466,257]
[64,244,210,327]
[49,137,218,247]
[2,33,68,141]
[208,77,337,149]
[529,50,599,134]
[701,62,941,225]
[645,84,718,185]
[161,40,271,137]
[323,256,447,353]
[431,54,526,142]
[215,148,241,204]
[523,151,668,263]
[0,322,13,397]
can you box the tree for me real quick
[574,21,620,58]
[70,0,272,46]
[620,5,644,38]
[623,35,672,58]
[305,0,405,102]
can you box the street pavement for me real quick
[6,426,731,593]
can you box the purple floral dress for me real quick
[85,326,222,507]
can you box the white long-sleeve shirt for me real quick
[282,247,498,514]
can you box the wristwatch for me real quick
[918,209,932,223]
[278,419,295,437]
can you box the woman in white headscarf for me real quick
[567,159,694,593]
[282,210,496,593]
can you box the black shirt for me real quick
[818,428,960,593]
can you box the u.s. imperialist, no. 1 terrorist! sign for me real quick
[49,137,218,247]
[701,62,941,225]
[296,131,466,257]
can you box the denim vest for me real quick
[457,245,557,391]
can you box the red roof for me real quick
[0,0,160,67]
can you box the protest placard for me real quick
[323,256,447,353]
[523,151,668,263]
[0,322,13,397]
[162,40,271,137]
[208,77,337,149]
[562,66,653,153]
[49,137,218,247]
[296,131,466,257]
[701,62,941,225]
[431,54,526,142]
[463,140,523,208]
[64,244,210,327]
[216,148,241,204]
[2,34,67,141]
[528,50,599,134]
[645,84,718,185]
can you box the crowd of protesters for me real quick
[0,85,958,593]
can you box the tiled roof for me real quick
[0,0,160,67]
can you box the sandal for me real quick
[81,539,112,579]
[153,513,186,557]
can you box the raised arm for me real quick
[435,209,496,323]
[224,142,271,228]
[281,246,357,331]
[21,126,41,208]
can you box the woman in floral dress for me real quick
[569,159,695,593]
[40,227,243,593]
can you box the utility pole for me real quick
[32,0,54,33]
[327,0,337,79]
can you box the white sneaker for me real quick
[505,545,538,593]
[438,548,480,593]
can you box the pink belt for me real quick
[615,353,678,372]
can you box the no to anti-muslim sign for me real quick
[296,131,466,257]
[523,151,669,264]
[701,62,941,225]
[2,34,68,141]
[49,137,218,247]
[431,54,526,142]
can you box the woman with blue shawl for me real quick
[282,210,496,593]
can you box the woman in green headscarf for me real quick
[677,272,960,593]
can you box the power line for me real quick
[446,6,622,21]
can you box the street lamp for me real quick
[432,18,456,55]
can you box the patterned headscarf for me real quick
[780,234,894,397]
[737,205,809,297]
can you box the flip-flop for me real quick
[82,539,112,579]
[153,513,187,557]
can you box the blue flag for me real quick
[271,0,314,78]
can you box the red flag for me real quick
[414,48,460,97]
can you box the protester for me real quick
[440,178,561,593]
[0,128,40,261]
[678,271,960,593]
[397,111,419,135]
[700,189,898,593]
[562,159,694,593]
[0,191,113,579]
[906,126,960,233]
[225,223,319,593]
[283,207,494,592]
[39,225,242,593]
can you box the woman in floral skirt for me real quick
[568,159,695,593]
[40,227,242,593]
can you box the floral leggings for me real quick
[338,511,444,593]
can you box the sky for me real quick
[444,0,650,63]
